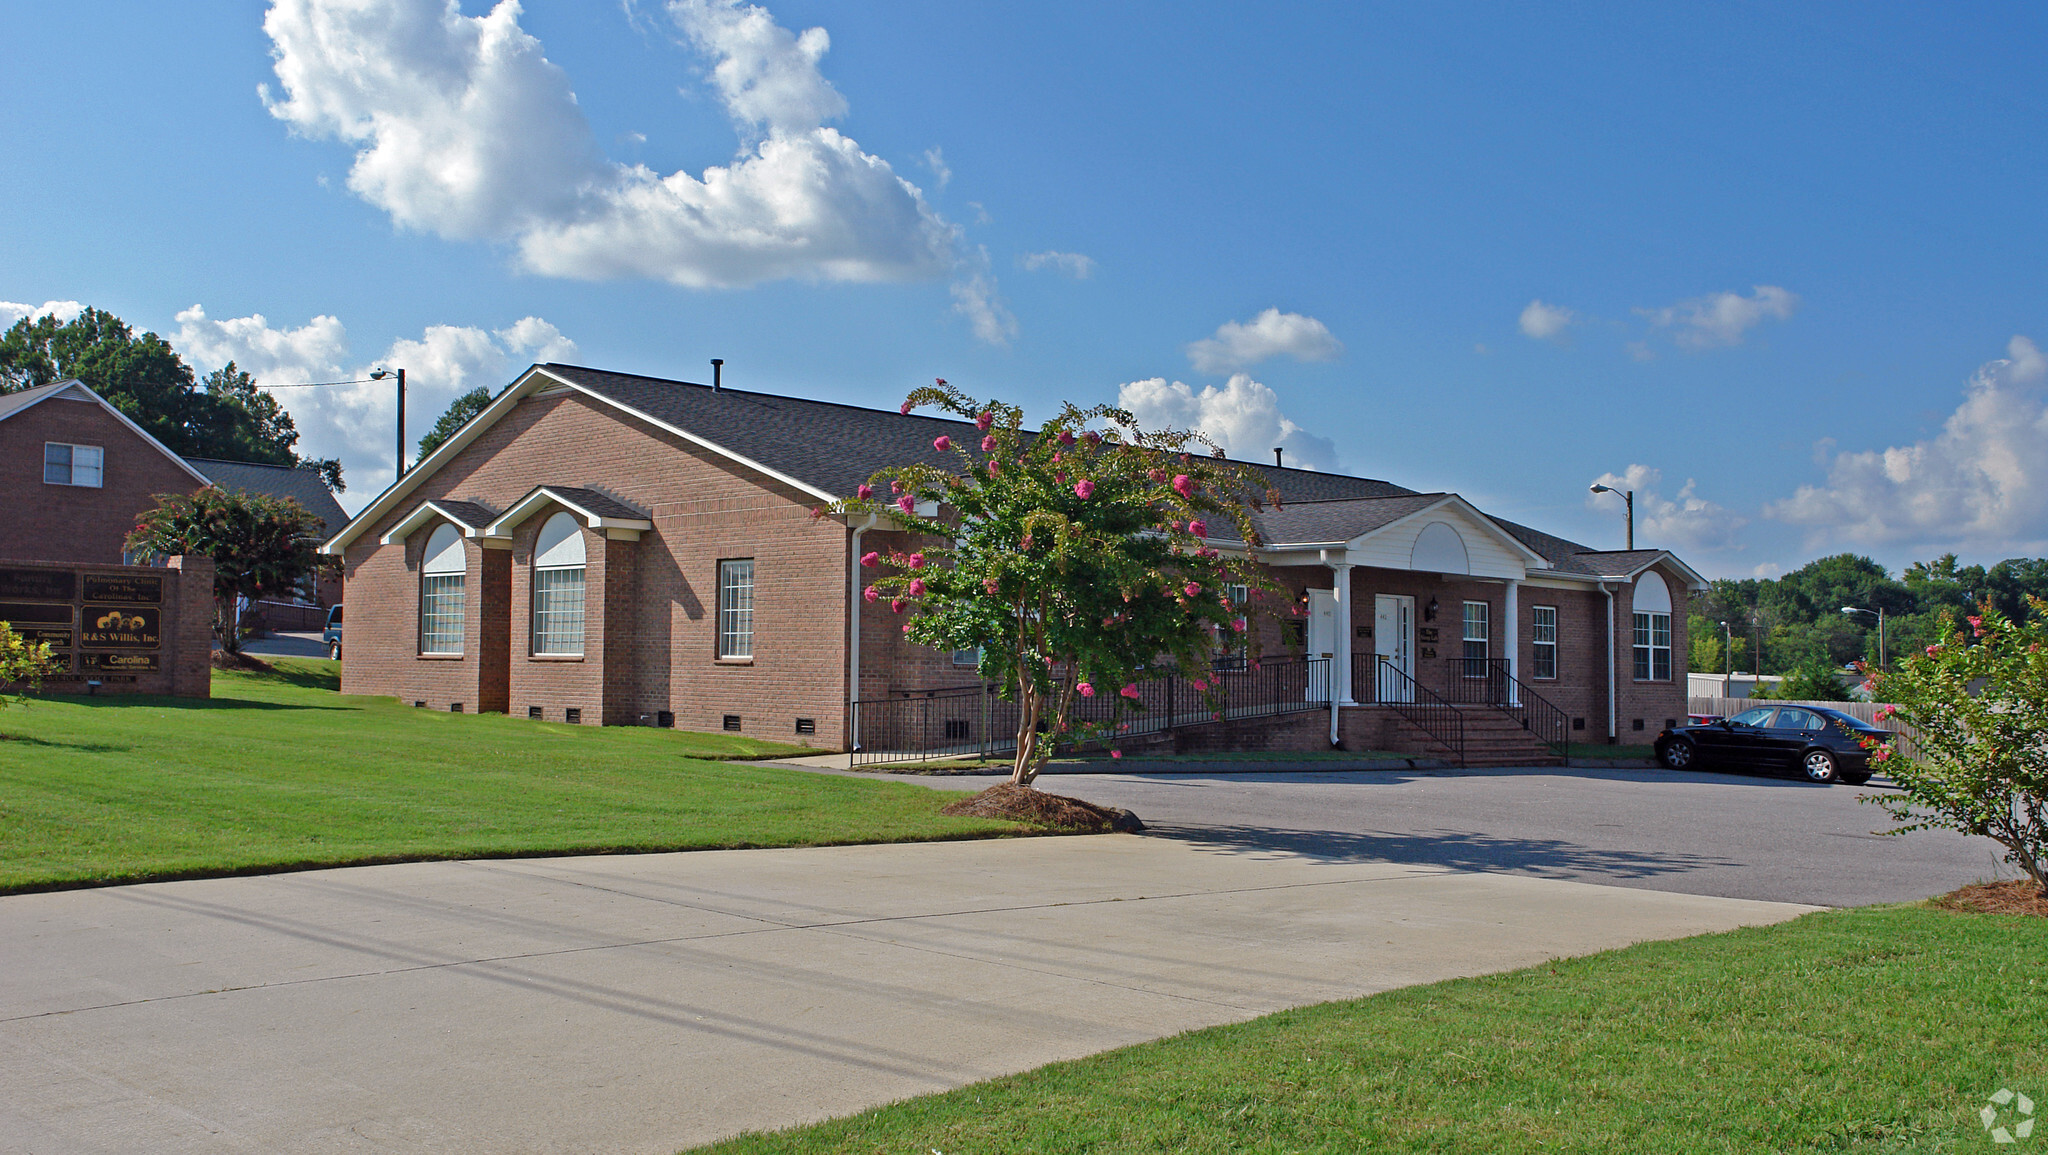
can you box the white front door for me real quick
[1375,594,1415,703]
[1306,589,1337,702]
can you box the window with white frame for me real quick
[1461,600,1489,677]
[717,559,755,659]
[1632,572,1673,681]
[44,442,103,487]
[1531,605,1558,680]
[419,523,466,655]
[952,647,981,667]
[531,512,586,656]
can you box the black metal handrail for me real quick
[1351,654,1462,764]
[1439,658,1570,757]
[848,655,1331,767]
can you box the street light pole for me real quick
[371,367,407,479]
[1719,620,1732,678]
[1589,484,1634,549]
[1841,605,1886,669]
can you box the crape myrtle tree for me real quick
[1861,600,2048,896]
[126,488,322,655]
[832,382,1286,787]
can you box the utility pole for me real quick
[372,367,407,478]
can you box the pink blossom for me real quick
[1083,431,1102,445]
[891,479,905,494]
[1184,582,1201,596]
[935,377,947,385]
[934,435,952,452]
[1969,615,1985,636]
[1190,678,1208,691]
[1173,474,1195,499]
[1052,450,1062,464]
[1021,534,1033,549]
[984,578,999,595]
[1169,520,1184,532]
[863,586,879,603]
[903,624,912,633]
[1149,468,1167,483]
[897,494,917,514]
[900,401,913,415]
[1212,711,1223,721]
[891,599,907,614]
[1120,684,1141,700]
[1075,479,1097,499]
[1111,749,1123,760]
[982,435,997,452]
[986,458,1000,475]
[1926,644,1940,655]
[1078,682,1095,698]
[1056,472,1066,485]
[1231,619,1247,632]
[976,411,993,431]
[908,552,926,568]
[1871,747,1891,763]
[1058,431,1077,446]
[908,578,926,597]
[1874,705,1896,721]
[860,551,879,568]
[1188,519,1208,538]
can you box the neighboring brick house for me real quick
[320,362,1705,755]
[1,378,351,600]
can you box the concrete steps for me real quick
[1386,706,1564,767]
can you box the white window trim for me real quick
[1531,604,1558,681]
[1461,599,1489,675]
[717,558,755,660]
[1633,610,1673,682]
[44,442,104,488]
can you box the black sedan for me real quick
[1654,704,1892,785]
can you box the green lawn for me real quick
[0,659,1029,893]
[694,904,2047,1154]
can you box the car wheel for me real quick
[1658,737,1697,771]
[1801,748,1839,784]
[328,641,342,661]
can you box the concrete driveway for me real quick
[1,836,1812,1154]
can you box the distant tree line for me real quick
[0,307,341,491]
[1690,552,2048,676]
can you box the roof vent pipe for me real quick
[711,358,724,392]
[1274,447,1284,468]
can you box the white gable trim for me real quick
[483,486,653,541]
[322,364,839,556]
[1340,495,1547,579]
[377,500,497,546]
[2,378,212,487]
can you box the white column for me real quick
[1504,578,1520,706]
[1331,561,1355,705]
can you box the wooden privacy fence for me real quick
[1689,697,1921,759]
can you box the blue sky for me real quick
[7,2,2048,578]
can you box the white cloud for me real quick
[1186,309,1343,374]
[0,300,85,327]
[1020,250,1095,279]
[923,146,950,189]
[1517,299,1574,341]
[261,0,958,292]
[1117,374,1337,471]
[1766,335,2048,554]
[1589,464,1748,552]
[951,261,1017,347]
[1638,285,1799,350]
[172,303,576,503]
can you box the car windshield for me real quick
[1729,707,1775,727]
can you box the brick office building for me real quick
[321,363,1703,756]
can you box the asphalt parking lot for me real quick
[827,762,2001,909]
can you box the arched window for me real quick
[531,512,586,656]
[1632,572,1672,681]
[419,523,466,655]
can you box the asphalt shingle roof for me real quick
[0,381,72,421]
[187,458,351,535]
[1243,493,1452,546]
[422,499,498,531]
[540,364,1417,508]
[535,485,649,521]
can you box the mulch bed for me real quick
[211,651,276,672]
[1934,879,2048,918]
[941,783,1145,833]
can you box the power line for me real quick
[253,378,384,389]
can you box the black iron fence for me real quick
[848,655,1331,768]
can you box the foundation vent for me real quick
[451,703,463,713]
[529,706,543,719]
[723,714,742,732]
[1572,717,1585,731]
[1632,718,1645,731]
[566,708,582,724]
[414,700,425,708]
[658,710,675,728]
[794,718,816,735]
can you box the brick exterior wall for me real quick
[0,393,204,564]
[340,391,855,746]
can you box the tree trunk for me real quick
[217,594,241,654]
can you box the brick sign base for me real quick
[0,556,212,698]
